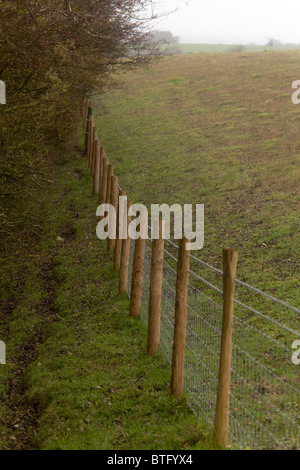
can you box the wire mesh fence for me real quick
[229,287,299,449]
[85,101,299,450]
[126,233,300,450]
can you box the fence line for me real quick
[83,97,299,450]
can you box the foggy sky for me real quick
[150,0,300,45]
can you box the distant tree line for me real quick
[145,30,182,55]
[151,30,180,44]
[266,38,300,48]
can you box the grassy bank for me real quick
[0,148,212,450]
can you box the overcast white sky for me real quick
[149,0,300,45]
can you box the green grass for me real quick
[1,49,299,451]
[92,51,300,311]
[89,51,300,449]
[0,150,212,450]
[171,43,300,54]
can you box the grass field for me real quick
[1,50,299,450]
[91,51,300,449]
[93,50,300,310]
[171,43,300,54]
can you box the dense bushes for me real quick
[0,0,159,260]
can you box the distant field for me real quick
[170,43,300,54]
[93,51,300,308]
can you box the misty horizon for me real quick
[150,0,300,48]
[170,37,300,46]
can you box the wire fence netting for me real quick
[126,234,299,450]
[87,107,299,449]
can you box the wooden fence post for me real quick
[99,156,108,205]
[129,212,147,318]
[86,115,90,158]
[84,98,89,128]
[93,141,101,195]
[108,175,118,252]
[105,164,114,204]
[213,248,238,448]
[99,146,105,194]
[89,118,94,165]
[170,237,190,399]
[86,109,92,157]
[114,190,126,271]
[81,96,86,118]
[84,104,91,153]
[119,200,132,295]
[147,219,165,355]
[83,98,89,133]
[90,126,96,173]
[88,120,92,165]
[91,131,97,176]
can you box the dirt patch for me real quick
[74,168,84,180]
[58,222,76,243]
[2,256,59,450]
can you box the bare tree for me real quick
[0,0,161,255]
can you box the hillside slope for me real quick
[93,51,300,309]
